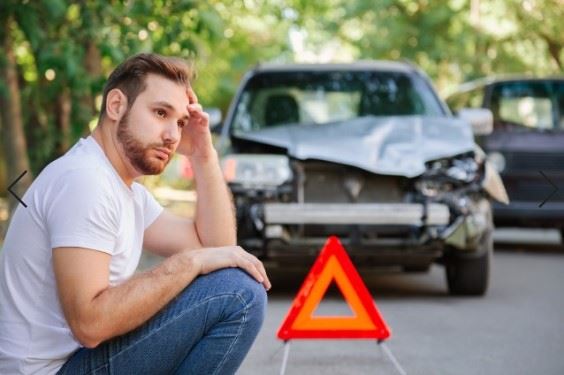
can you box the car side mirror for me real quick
[204,108,223,133]
[457,108,493,135]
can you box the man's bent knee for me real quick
[182,268,267,322]
[217,268,267,310]
[207,268,267,328]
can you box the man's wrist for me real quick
[187,148,219,166]
[180,249,202,276]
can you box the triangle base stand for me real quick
[279,340,407,375]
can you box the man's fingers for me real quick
[186,103,209,127]
[236,247,271,290]
[187,87,198,104]
[198,112,210,125]
[240,259,265,284]
[188,103,204,113]
[254,259,271,290]
[244,252,271,290]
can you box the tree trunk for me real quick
[543,36,562,71]
[0,19,33,216]
[55,87,72,154]
[80,40,103,137]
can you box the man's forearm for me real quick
[190,150,237,247]
[79,251,199,347]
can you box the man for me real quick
[0,53,270,374]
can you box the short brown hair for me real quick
[99,53,194,120]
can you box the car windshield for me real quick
[231,70,445,134]
[490,81,564,130]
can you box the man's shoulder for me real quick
[131,181,156,203]
[30,138,123,209]
[30,155,116,209]
[40,156,113,189]
[42,137,107,172]
[131,181,148,193]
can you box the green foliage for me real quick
[0,0,561,176]
[285,0,562,93]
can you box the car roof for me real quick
[251,60,417,74]
[453,75,564,94]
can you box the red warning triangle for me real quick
[277,236,391,340]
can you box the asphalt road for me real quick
[234,231,564,375]
[137,229,564,374]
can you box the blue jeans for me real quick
[57,268,267,375]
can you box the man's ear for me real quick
[105,89,128,121]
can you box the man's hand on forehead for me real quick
[176,86,212,158]
[186,86,198,105]
[186,86,204,116]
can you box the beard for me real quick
[117,111,173,175]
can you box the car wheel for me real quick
[445,201,493,296]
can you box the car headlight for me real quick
[425,156,479,183]
[445,157,479,183]
[416,155,480,197]
[486,152,506,173]
[221,154,293,187]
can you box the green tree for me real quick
[1,0,561,216]
[0,7,32,214]
[285,0,562,93]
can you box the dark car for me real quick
[446,77,564,237]
[214,62,508,295]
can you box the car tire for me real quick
[445,201,493,296]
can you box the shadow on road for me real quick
[495,242,564,254]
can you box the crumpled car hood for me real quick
[233,115,475,178]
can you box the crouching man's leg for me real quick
[57,268,267,375]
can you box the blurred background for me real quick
[1,1,562,221]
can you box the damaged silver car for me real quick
[214,62,509,296]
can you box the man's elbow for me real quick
[69,318,105,349]
[77,336,101,349]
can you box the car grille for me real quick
[296,161,405,203]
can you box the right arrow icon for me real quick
[538,171,559,208]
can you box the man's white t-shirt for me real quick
[0,136,164,374]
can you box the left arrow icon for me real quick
[8,170,28,208]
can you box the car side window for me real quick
[490,82,554,130]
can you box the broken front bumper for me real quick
[263,203,450,226]
[237,200,490,264]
